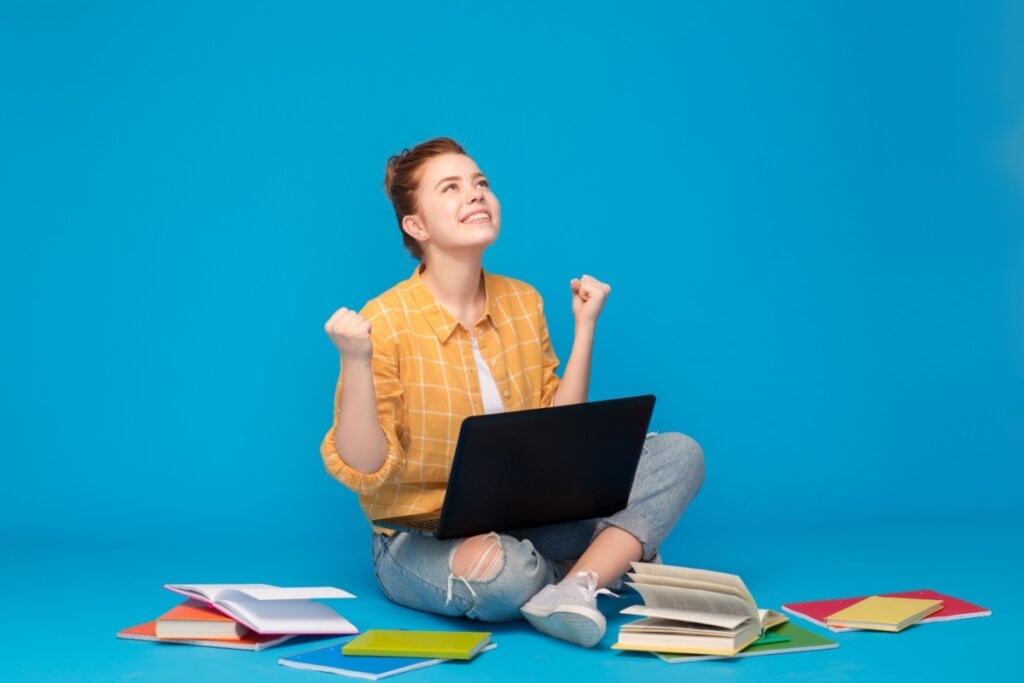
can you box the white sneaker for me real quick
[520,571,617,647]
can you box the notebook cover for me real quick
[655,622,838,663]
[280,640,444,679]
[782,589,990,632]
[341,630,491,660]
[280,640,498,679]
[824,596,943,631]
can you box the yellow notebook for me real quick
[825,595,944,632]
[341,629,492,660]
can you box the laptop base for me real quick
[374,511,443,536]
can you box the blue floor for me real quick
[3,519,1017,682]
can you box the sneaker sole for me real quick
[520,605,605,648]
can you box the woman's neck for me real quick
[420,253,486,331]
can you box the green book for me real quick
[655,622,837,663]
[341,629,492,660]
[748,630,790,646]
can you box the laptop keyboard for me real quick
[407,518,440,530]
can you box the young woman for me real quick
[321,137,704,647]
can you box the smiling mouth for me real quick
[461,211,491,224]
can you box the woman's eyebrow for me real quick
[434,173,486,190]
[434,175,460,190]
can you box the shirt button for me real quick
[502,390,510,398]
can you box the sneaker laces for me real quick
[576,570,618,601]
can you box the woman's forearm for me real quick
[553,322,595,406]
[334,357,388,473]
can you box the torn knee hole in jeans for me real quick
[445,532,505,606]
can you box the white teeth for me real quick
[463,213,489,223]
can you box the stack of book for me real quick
[612,563,992,666]
[279,630,495,679]
[612,563,839,663]
[117,583,358,651]
[613,563,791,655]
[783,589,991,632]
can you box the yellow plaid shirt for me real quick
[321,266,561,531]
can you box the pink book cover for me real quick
[782,589,991,632]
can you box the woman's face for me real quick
[405,153,501,258]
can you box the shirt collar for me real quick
[408,265,493,344]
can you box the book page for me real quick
[165,584,353,603]
[620,617,741,635]
[215,590,357,635]
[629,564,754,603]
[621,604,750,629]
[626,573,751,601]
[630,583,759,623]
[238,586,354,600]
[165,583,277,603]
[759,609,788,629]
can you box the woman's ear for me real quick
[402,214,429,245]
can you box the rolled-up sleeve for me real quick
[536,294,561,408]
[320,304,407,494]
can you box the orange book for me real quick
[117,620,295,651]
[156,600,251,640]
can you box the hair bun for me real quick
[383,149,409,199]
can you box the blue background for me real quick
[1,1,1021,681]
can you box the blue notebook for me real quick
[278,639,495,680]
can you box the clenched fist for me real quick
[570,274,611,326]
[324,307,373,360]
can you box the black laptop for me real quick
[373,395,655,539]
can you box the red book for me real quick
[156,599,250,640]
[782,589,990,632]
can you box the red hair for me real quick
[383,137,468,260]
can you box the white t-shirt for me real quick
[471,336,505,414]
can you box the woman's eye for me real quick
[477,179,489,188]
[443,182,458,192]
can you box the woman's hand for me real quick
[324,307,373,360]
[570,274,612,327]
[553,274,609,406]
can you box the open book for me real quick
[164,584,357,635]
[612,563,787,656]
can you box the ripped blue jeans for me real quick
[370,432,705,622]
